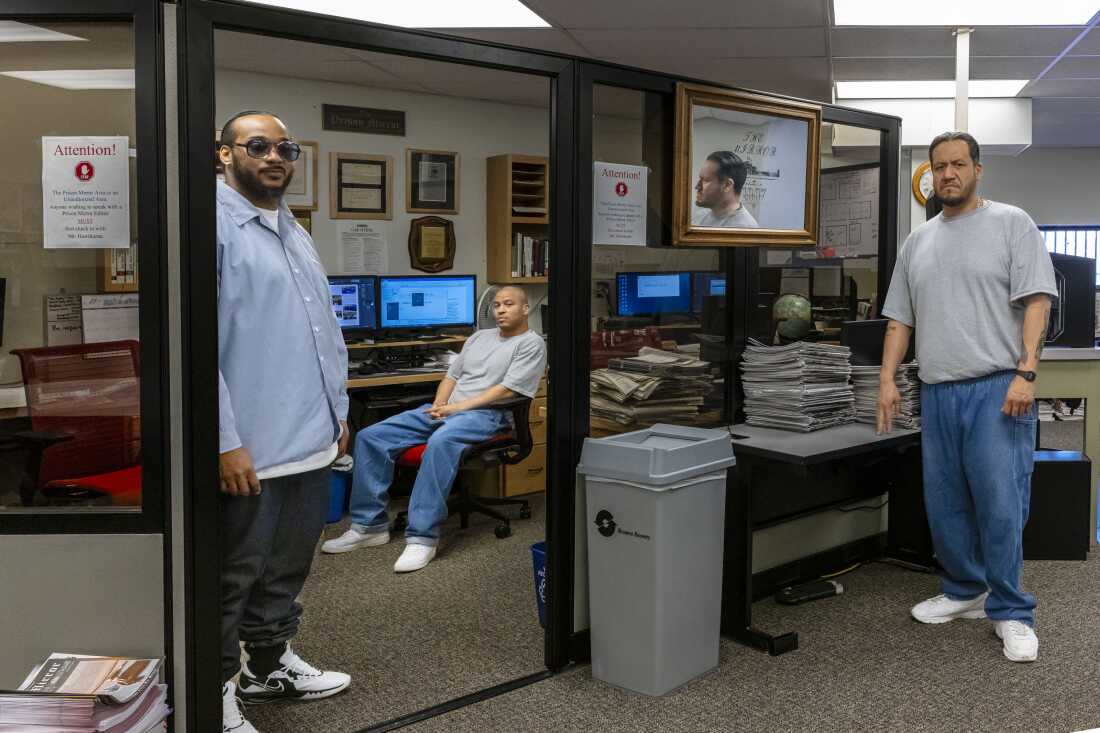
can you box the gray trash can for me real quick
[578,424,735,696]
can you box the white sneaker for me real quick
[321,527,389,554]
[394,543,436,573]
[238,646,351,704]
[910,592,988,624]
[995,620,1039,662]
[223,681,259,733]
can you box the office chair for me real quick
[10,340,142,506]
[392,395,534,539]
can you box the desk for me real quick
[347,371,447,390]
[724,423,926,655]
[1037,347,1100,544]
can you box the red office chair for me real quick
[10,340,142,506]
[392,396,534,539]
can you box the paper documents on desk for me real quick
[851,362,921,429]
[590,347,718,428]
[740,339,855,432]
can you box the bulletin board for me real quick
[818,163,879,258]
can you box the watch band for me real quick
[1014,369,1037,382]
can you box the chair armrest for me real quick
[11,430,73,448]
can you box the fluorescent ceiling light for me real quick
[836,80,1029,98]
[0,69,134,90]
[244,0,550,28]
[833,0,1100,25]
[0,21,86,42]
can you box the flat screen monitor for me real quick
[692,272,726,313]
[378,274,477,330]
[841,319,915,366]
[328,275,377,332]
[615,271,693,317]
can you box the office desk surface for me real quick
[729,423,921,465]
[347,371,447,389]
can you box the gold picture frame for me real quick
[406,148,460,214]
[330,151,393,220]
[673,82,821,247]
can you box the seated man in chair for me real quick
[323,286,546,572]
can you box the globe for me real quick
[772,293,811,322]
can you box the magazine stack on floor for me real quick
[590,346,717,430]
[740,338,855,432]
[851,361,921,429]
[0,654,169,733]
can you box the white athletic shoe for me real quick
[223,682,260,733]
[394,544,436,573]
[321,527,390,554]
[995,620,1039,662]
[910,592,989,624]
[238,646,351,704]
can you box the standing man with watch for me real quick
[877,132,1057,663]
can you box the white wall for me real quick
[215,70,552,327]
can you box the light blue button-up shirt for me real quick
[217,181,349,474]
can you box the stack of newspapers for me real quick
[740,339,855,432]
[0,654,169,733]
[590,347,716,429]
[851,362,921,429]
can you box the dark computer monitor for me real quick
[615,271,693,317]
[841,319,916,366]
[1048,253,1096,348]
[692,272,726,313]
[328,275,377,332]
[377,274,477,331]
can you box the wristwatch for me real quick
[1015,369,1037,382]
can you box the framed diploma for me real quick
[283,140,318,211]
[406,148,459,214]
[330,151,392,220]
[408,216,455,272]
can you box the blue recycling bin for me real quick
[530,541,548,628]
[327,469,351,524]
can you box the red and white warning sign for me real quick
[593,161,647,246]
[43,136,130,249]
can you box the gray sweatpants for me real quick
[220,466,329,683]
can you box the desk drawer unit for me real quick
[504,444,546,496]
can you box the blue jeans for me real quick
[349,404,508,546]
[921,370,1037,625]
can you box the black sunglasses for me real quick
[232,138,301,161]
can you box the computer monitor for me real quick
[615,271,693,317]
[328,275,377,332]
[377,274,477,330]
[841,319,915,366]
[692,272,726,313]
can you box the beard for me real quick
[935,177,977,207]
[231,152,293,204]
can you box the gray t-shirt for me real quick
[882,200,1057,384]
[693,205,759,228]
[447,328,547,403]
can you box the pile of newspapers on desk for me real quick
[851,361,921,429]
[0,654,169,733]
[590,346,717,429]
[740,338,855,432]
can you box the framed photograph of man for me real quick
[406,149,459,214]
[283,140,318,211]
[673,82,821,247]
[330,151,393,220]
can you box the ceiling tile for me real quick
[1043,56,1100,79]
[569,27,826,59]
[969,27,1081,56]
[970,57,1051,79]
[832,58,953,80]
[1025,78,1100,97]
[1068,28,1100,54]
[524,0,825,29]
[830,28,955,58]
[438,28,588,56]
[1032,99,1100,145]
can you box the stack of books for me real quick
[510,233,549,277]
[740,338,855,432]
[0,654,169,733]
[590,347,717,430]
[851,362,921,429]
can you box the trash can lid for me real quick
[577,423,735,485]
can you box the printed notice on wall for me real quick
[42,136,130,249]
[339,221,389,274]
[81,293,138,343]
[44,294,83,346]
[593,162,647,246]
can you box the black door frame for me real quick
[177,1,578,729]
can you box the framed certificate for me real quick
[283,140,318,211]
[406,148,459,214]
[330,152,392,220]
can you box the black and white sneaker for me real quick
[223,681,260,732]
[238,646,351,704]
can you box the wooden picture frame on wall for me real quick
[284,140,318,211]
[406,148,459,214]
[672,82,821,247]
[330,151,393,220]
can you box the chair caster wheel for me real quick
[495,524,512,539]
[519,507,532,520]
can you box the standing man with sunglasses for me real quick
[216,111,351,733]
